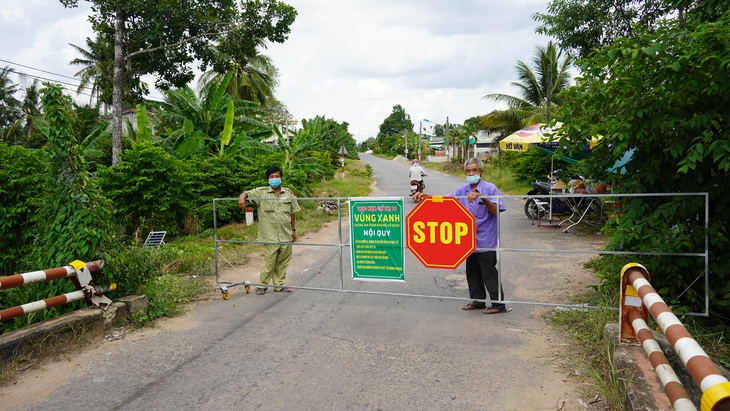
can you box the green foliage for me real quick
[501,148,555,182]
[305,115,358,163]
[140,274,207,320]
[482,42,575,135]
[103,245,164,295]
[31,84,115,268]
[152,70,269,159]
[60,0,297,96]
[135,104,152,141]
[69,34,114,108]
[0,84,116,333]
[272,117,333,195]
[0,143,49,276]
[376,104,414,155]
[96,140,201,237]
[195,155,264,228]
[534,0,672,60]
[554,15,730,314]
[0,66,21,134]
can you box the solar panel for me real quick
[143,231,166,249]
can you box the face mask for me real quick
[269,178,282,188]
[466,175,481,185]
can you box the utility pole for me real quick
[445,117,450,161]
[546,40,553,121]
[403,130,408,159]
[418,121,422,160]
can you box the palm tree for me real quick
[19,79,44,147]
[482,42,574,134]
[0,66,21,140]
[198,41,279,106]
[69,35,113,111]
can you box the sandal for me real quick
[462,303,486,311]
[255,288,266,295]
[483,306,507,314]
[274,287,292,293]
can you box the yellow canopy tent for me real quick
[499,123,563,152]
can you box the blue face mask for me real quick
[269,178,282,188]
[466,174,481,185]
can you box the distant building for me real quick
[472,130,500,156]
[122,108,137,131]
[426,130,499,160]
[264,119,299,145]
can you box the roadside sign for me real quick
[406,196,475,269]
[349,197,404,281]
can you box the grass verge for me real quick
[548,289,626,411]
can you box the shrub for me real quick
[195,155,263,229]
[95,140,201,238]
[0,143,50,276]
[141,274,207,319]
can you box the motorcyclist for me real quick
[408,159,428,195]
[408,159,427,191]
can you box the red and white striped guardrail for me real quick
[0,260,115,322]
[621,263,730,411]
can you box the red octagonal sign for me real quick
[406,196,476,269]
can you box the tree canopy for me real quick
[533,0,730,60]
[60,0,297,165]
[375,105,414,155]
[553,14,730,313]
[482,42,575,136]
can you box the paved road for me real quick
[1,154,607,411]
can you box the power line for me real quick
[0,57,166,104]
[0,57,100,97]
[16,71,90,92]
[0,58,79,81]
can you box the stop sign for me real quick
[406,196,476,269]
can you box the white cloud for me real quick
[268,0,551,140]
[1,0,553,141]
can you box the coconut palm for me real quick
[482,42,574,134]
[198,41,279,106]
[0,66,21,140]
[69,35,113,111]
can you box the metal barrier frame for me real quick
[213,192,709,314]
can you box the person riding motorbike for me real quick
[409,159,427,199]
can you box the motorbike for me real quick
[524,172,602,227]
[410,179,426,202]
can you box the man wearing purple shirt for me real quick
[413,157,507,314]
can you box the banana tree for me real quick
[152,70,268,159]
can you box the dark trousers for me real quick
[465,251,505,308]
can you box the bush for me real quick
[195,155,264,229]
[0,143,50,276]
[95,140,201,238]
[141,274,207,320]
[104,245,165,295]
[502,149,554,182]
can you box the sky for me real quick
[0,0,552,142]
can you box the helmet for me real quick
[412,159,419,164]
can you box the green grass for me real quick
[548,289,626,411]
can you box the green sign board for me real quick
[349,197,404,281]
